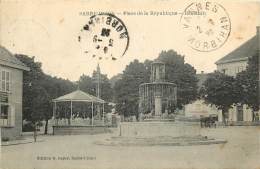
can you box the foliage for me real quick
[78,75,95,95]
[113,50,198,117]
[236,53,259,112]
[109,74,122,89]
[16,54,75,134]
[114,59,151,117]
[201,52,259,122]
[202,72,239,122]
[78,71,113,114]
[16,50,199,129]
[78,72,113,102]
[15,55,45,123]
[92,70,113,102]
[157,50,198,108]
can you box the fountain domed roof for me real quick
[152,59,164,64]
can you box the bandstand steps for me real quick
[53,126,111,135]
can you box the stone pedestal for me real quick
[243,105,253,121]
[154,96,162,116]
[53,125,110,135]
[218,111,223,122]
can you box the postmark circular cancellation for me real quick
[180,2,231,52]
[78,13,129,60]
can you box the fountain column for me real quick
[154,95,162,116]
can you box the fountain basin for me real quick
[119,121,201,138]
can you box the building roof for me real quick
[153,59,165,64]
[215,35,258,65]
[53,89,105,103]
[0,46,30,71]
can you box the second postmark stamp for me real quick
[180,2,231,52]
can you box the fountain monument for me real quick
[119,60,201,138]
[95,59,227,146]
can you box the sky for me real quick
[1,0,260,81]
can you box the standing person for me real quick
[256,112,259,122]
[33,123,37,142]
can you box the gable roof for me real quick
[215,35,258,65]
[53,89,105,103]
[0,46,30,71]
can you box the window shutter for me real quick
[2,71,6,91]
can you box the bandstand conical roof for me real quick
[53,89,105,103]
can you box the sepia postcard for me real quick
[0,0,260,169]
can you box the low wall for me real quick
[53,125,111,135]
[119,121,201,138]
[0,126,21,140]
[217,121,260,126]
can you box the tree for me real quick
[114,59,151,118]
[110,74,122,89]
[235,53,259,120]
[78,72,113,102]
[78,74,96,95]
[30,86,51,126]
[15,55,45,127]
[157,50,198,108]
[202,72,239,124]
[40,75,75,133]
[114,50,198,118]
[92,71,113,102]
[78,70,113,117]
[16,54,76,134]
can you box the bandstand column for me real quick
[102,103,105,126]
[91,102,94,126]
[53,101,58,125]
[70,100,73,126]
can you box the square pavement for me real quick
[1,126,260,169]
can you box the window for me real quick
[0,70,11,92]
[237,105,243,121]
[0,105,8,118]
[221,69,227,74]
[237,66,244,73]
[0,104,9,126]
[0,104,14,127]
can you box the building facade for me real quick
[184,72,220,118]
[215,26,260,123]
[0,46,29,140]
